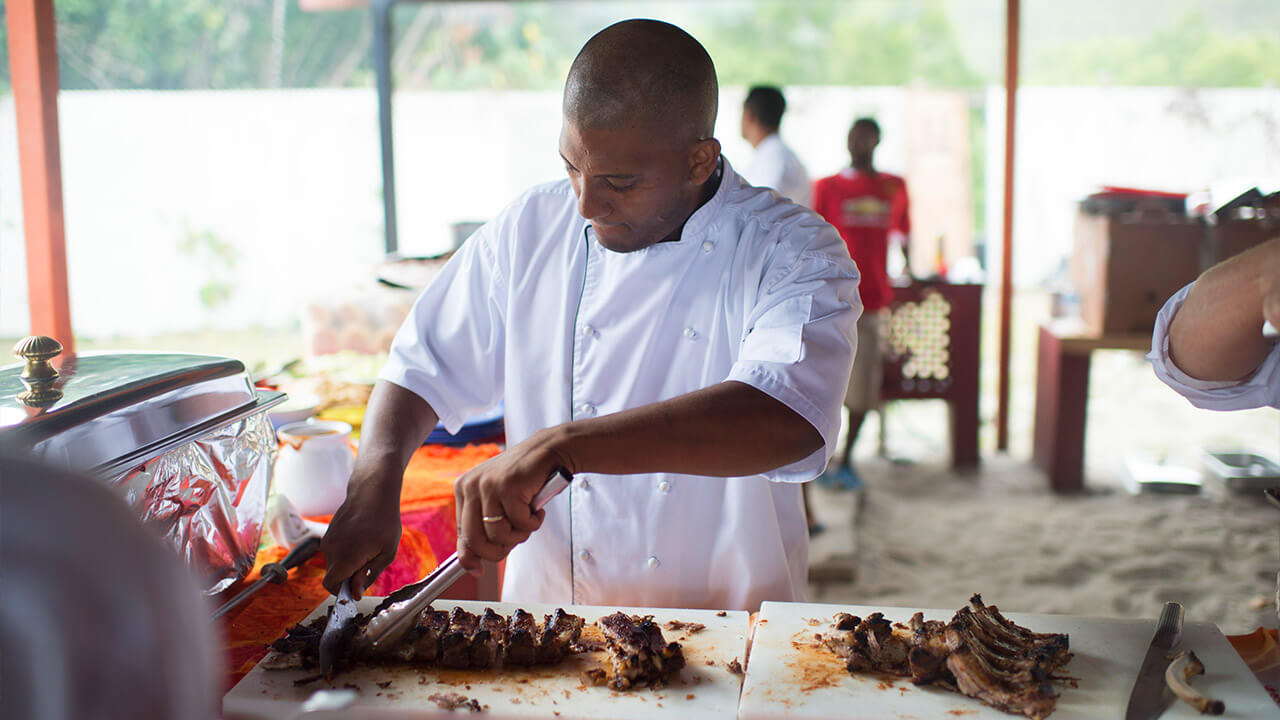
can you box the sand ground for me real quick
[807,346,1280,636]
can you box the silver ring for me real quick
[481,514,506,524]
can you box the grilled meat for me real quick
[537,608,586,665]
[505,608,539,667]
[263,605,585,674]
[823,595,1072,719]
[440,608,479,669]
[948,647,1059,720]
[597,612,686,690]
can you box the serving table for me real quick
[1032,322,1151,492]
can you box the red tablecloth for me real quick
[217,443,500,689]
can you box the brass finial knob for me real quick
[13,335,63,383]
[12,336,64,407]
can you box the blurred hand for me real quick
[1264,268,1280,333]
[453,431,569,574]
[321,463,403,598]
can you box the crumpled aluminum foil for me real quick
[110,412,277,594]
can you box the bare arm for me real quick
[321,380,439,596]
[1168,238,1279,382]
[454,381,822,572]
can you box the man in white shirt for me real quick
[740,85,811,207]
[1149,237,1279,409]
[322,20,860,611]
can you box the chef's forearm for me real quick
[543,380,823,477]
[1169,238,1278,382]
[353,380,440,485]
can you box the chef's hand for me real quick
[454,430,570,574]
[321,462,403,598]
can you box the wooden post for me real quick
[996,0,1019,451]
[8,0,74,352]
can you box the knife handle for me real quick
[262,536,322,584]
[1155,601,1185,643]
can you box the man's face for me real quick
[559,120,708,253]
[849,125,879,163]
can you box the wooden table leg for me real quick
[948,286,982,470]
[1033,326,1091,493]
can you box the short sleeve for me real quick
[380,226,508,433]
[1148,282,1280,411]
[892,178,911,235]
[727,222,862,482]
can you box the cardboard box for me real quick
[1213,217,1278,267]
[1071,212,1202,336]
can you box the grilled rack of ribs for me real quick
[266,605,585,674]
[821,594,1072,720]
[593,612,686,690]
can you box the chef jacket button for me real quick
[683,327,697,340]
[579,549,592,562]
[582,324,596,337]
[657,480,671,494]
[647,556,661,569]
[702,241,714,253]
[578,402,595,416]
[578,478,591,491]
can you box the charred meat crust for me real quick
[265,606,585,674]
[597,612,686,691]
[823,595,1071,720]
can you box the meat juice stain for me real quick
[784,640,845,693]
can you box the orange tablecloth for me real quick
[217,443,500,689]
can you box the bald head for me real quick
[563,19,718,145]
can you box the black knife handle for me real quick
[261,536,321,584]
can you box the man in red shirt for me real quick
[811,117,910,488]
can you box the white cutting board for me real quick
[224,598,749,719]
[738,601,1276,720]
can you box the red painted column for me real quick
[8,0,74,351]
[995,0,1019,451]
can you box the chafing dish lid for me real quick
[1,339,284,476]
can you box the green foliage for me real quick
[695,0,982,87]
[178,226,239,311]
[0,1,1274,94]
[1027,12,1280,86]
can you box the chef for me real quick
[322,19,860,612]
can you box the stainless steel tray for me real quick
[1201,451,1280,492]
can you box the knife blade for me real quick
[1124,601,1185,720]
[360,467,572,653]
[318,580,359,676]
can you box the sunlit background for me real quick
[2,0,1277,463]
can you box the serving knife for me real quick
[1124,601,1185,720]
[318,580,359,676]
[360,467,572,653]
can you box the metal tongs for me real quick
[359,467,572,653]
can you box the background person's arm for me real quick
[454,380,822,572]
[321,380,439,596]
[1168,238,1279,382]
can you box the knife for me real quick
[1124,601,1185,720]
[211,536,321,621]
[360,467,572,653]
[318,579,359,676]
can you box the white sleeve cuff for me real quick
[1148,282,1280,411]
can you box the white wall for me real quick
[0,86,912,338]
[984,86,1280,287]
[3,85,1275,339]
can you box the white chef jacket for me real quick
[742,133,812,208]
[1149,282,1280,410]
[382,158,861,611]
